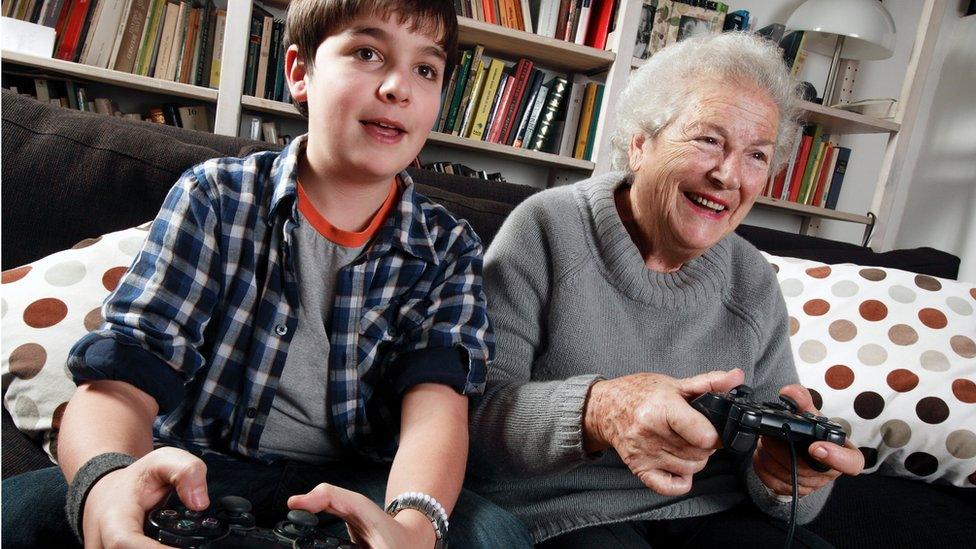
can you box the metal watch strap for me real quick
[65,452,137,542]
[385,492,449,549]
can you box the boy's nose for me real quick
[378,70,411,104]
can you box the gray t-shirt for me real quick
[259,209,365,463]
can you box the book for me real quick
[824,147,851,210]
[208,9,225,87]
[511,69,544,148]
[798,127,830,204]
[127,0,159,73]
[254,12,272,97]
[484,69,512,142]
[519,0,532,33]
[79,0,126,67]
[451,46,483,135]
[809,145,836,208]
[194,0,213,86]
[468,57,505,141]
[574,81,598,159]
[165,1,189,82]
[520,81,550,150]
[497,58,533,145]
[459,57,488,138]
[574,0,593,45]
[444,48,473,133]
[243,11,263,95]
[136,0,165,76]
[264,17,281,99]
[177,6,201,83]
[583,83,604,160]
[109,0,147,71]
[151,1,178,79]
[535,0,559,38]
[55,0,93,61]
[436,52,463,132]
[587,0,615,50]
[529,76,568,151]
[178,104,209,131]
[787,133,814,203]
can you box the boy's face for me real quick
[286,14,447,185]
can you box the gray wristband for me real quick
[65,452,137,542]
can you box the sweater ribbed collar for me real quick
[575,171,733,308]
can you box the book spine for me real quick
[55,0,91,61]
[243,13,262,96]
[510,68,542,147]
[574,0,592,45]
[824,147,851,210]
[529,76,568,151]
[787,134,814,203]
[208,9,225,87]
[264,17,280,99]
[446,48,476,134]
[515,80,547,149]
[487,68,518,143]
[469,58,504,140]
[498,58,533,145]
[574,82,597,159]
[483,71,510,141]
[436,55,463,132]
[459,59,488,137]
[144,0,168,76]
[583,83,604,160]
[587,0,615,49]
[152,2,177,78]
[810,145,836,208]
[519,0,532,33]
[255,14,272,97]
[193,0,212,85]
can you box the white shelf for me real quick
[1,50,218,102]
[754,196,872,225]
[799,101,900,135]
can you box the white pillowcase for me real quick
[1,224,148,461]
[765,252,976,487]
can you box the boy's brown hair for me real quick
[284,0,459,117]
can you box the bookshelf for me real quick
[0,0,944,246]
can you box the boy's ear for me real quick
[284,45,309,102]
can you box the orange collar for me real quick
[296,179,399,247]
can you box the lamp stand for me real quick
[822,34,846,106]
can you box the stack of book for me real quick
[435,44,574,155]
[242,4,288,102]
[459,0,619,50]
[423,160,508,183]
[3,0,228,89]
[766,124,851,211]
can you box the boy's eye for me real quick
[417,64,438,81]
[355,47,380,62]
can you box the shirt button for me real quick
[246,407,257,419]
[274,324,288,336]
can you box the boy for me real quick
[1,1,532,547]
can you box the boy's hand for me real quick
[82,447,209,548]
[289,483,437,549]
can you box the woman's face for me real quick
[627,79,779,259]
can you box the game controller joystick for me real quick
[146,494,358,548]
[692,384,847,472]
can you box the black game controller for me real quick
[692,384,847,472]
[145,494,358,548]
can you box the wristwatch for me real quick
[385,492,449,549]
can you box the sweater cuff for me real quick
[553,374,605,464]
[745,463,832,524]
[65,452,137,542]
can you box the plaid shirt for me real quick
[68,135,492,461]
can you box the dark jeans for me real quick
[1,453,533,548]
[537,503,834,549]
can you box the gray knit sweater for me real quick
[469,172,831,542]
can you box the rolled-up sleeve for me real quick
[67,168,223,413]
[391,227,493,398]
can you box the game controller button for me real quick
[815,415,830,422]
[220,495,252,514]
[202,518,220,529]
[287,509,320,530]
[176,519,196,531]
[160,509,179,518]
[778,394,800,413]
[184,510,203,519]
[730,384,753,397]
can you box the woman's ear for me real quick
[284,45,308,102]
[628,133,647,173]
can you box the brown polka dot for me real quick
[2,265,32,284]
[805,266,832,279]
[803,299,830,316]
[887,369,919,392]
[789,316,799,336]
[23,298,68,328]
[72,236,102,249]
[52,402,68,430]
[950,335,976,358]
[854,391,885,419]
[970,288,976,301]
[888,324,919,346]
[905,452,939,477]
[918,308,948,329]
[84,307,104,332]
[952,379,976,404]
[8,343,47,379]
[102,267,129,292]
[828,319,857,342]
[914,275,942,291]
[916,397,950,424]
[825,365,855,390]
[808,388,823,410]
[859,300,888,321]
[859,268,887,281]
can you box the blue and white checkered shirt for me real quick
[68,135,492,461]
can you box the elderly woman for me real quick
[469,32,864,547]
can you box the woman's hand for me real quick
[583,368,745,496]
[753,384,865,497]
[289,484,436,549]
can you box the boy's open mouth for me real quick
[361,119,406,137]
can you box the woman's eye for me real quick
[752,151,769,163]
[698,136,719,145]
[417,64,438,80]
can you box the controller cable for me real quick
[781,425,799,549]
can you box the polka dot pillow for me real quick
[1,224,149,462]
[764,252,976,487]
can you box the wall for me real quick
[888,3,976,282]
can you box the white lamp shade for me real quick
[786,0,896,60]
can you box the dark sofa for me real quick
[2,90,973,546]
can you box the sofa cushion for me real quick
[0,90,268,270]
[767,253,976,487]
[1,225,148,462]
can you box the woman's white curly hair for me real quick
[609,32,802,174]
